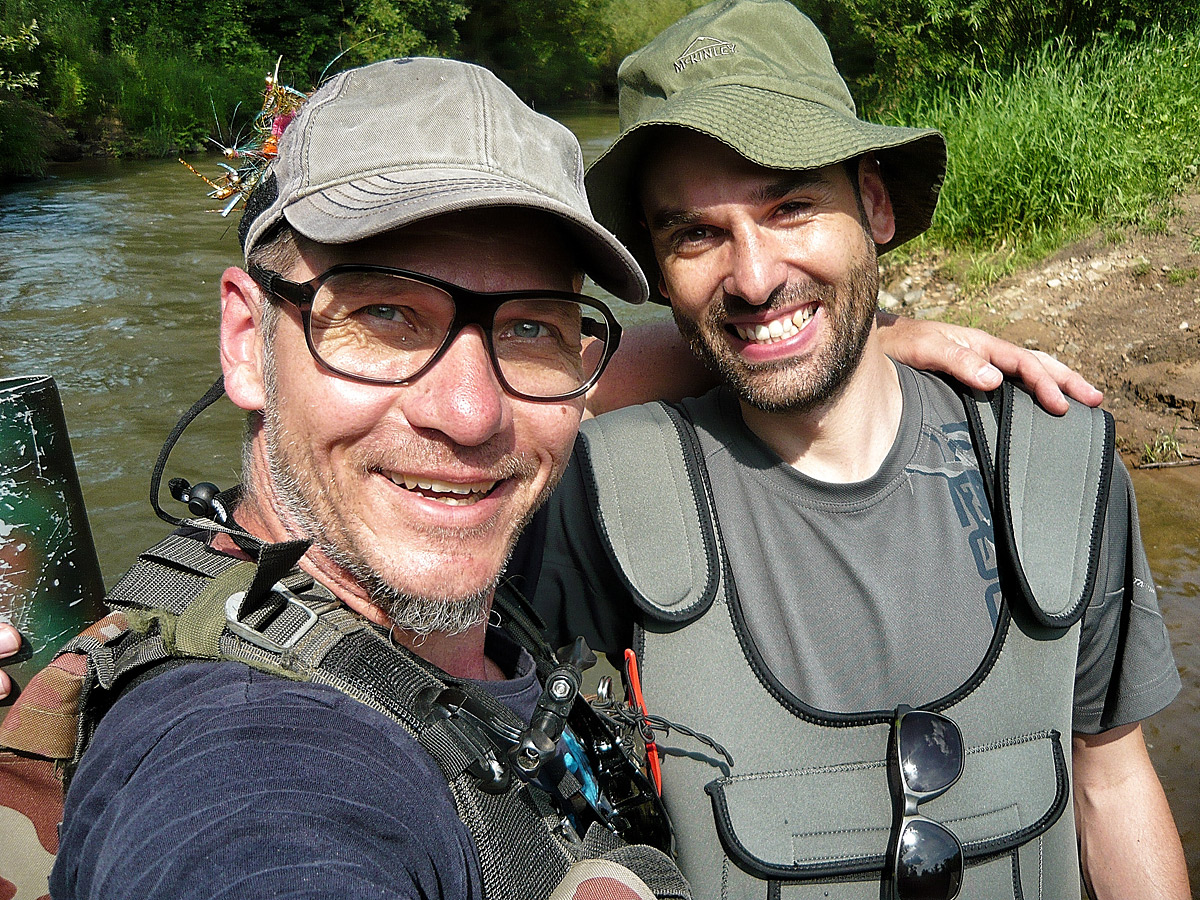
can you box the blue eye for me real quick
[510,320,548,339]
[364,304,399,321]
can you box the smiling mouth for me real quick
[731,305,816,344]
[385,474,500,506]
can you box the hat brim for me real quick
[282,168,649,305]
[586,84,946,303]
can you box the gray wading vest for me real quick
[35,530,668,900]
[574,382,1114,900]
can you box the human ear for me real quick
[858,158,897,246]
[219,266,268,412]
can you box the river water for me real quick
[0,109,1195,883]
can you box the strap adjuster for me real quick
[225,583,318,652]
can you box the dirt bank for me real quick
[881,191,1200,468]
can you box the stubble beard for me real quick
[255,357,544,638]
[673,248,880,415]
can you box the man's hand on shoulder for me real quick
[875,312,1104,415]
[586,313,1105,419]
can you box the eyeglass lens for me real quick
[307,270,608,398]
[898,710,964,796]
[895,819,963,900]
[892,709,965,900]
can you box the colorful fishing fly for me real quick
[179,57,309,216]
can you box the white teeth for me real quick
[388,474,497,504]
[734,306,815,344]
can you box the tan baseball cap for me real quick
[239,58,648,304]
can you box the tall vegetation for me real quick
[2,0,1200,275]
[878,24,1200,275]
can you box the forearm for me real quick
[1073,724,1190,899]
[585,318,715,416]
[589,311,1104,419]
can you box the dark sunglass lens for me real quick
[899,711,963,795]
[895,819,964,900]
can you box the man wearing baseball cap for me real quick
[46,57,691,900]
[523,2,1188,899]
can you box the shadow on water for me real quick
[0,110,1194,884]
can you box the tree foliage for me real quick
[3,0,1200,177]
[798,0,1200,107]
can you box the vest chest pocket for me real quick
[704,729,1070,895]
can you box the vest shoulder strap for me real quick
[576,401,720,623]
[579,384,1114,629]
[962,380,1115,627]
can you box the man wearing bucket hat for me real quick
[38,57,695,900]
[521,2,1188,899]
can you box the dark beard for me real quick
[673,253,879,415]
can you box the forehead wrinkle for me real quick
[646,169,834,233]
[749,170,830,206]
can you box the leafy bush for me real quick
[819,0,1200,105]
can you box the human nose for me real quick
[402,326,507,446]
[723,222,787,306]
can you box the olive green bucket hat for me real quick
[586,0,947,301]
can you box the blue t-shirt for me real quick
[51,631,542,899]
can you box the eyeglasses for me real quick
[887,706,965,900]
[249,263,623,402]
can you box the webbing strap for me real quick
[174,562,258,659]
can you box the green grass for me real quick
[1141,426,1184,465]
[877,25,1200,284]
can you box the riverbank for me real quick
[880,187,1200,468]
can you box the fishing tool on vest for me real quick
[420,634,677,856]
[622,649,662,793]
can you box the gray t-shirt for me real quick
[524,366,1180,734]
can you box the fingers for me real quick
[0,623,19,700]
[0,623,19,659]
[874,314,1006,393]
[873,314,1104,415]
[986,343,1104,415]
[1029,350,1104,408]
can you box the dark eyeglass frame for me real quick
[248,263,623,402]
[887,705,965,900]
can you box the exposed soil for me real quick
[880,191,1200,468]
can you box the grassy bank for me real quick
[878,24,1200,284]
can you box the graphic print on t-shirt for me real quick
[910,420,1001,626]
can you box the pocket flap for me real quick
[705,730,1069,880]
